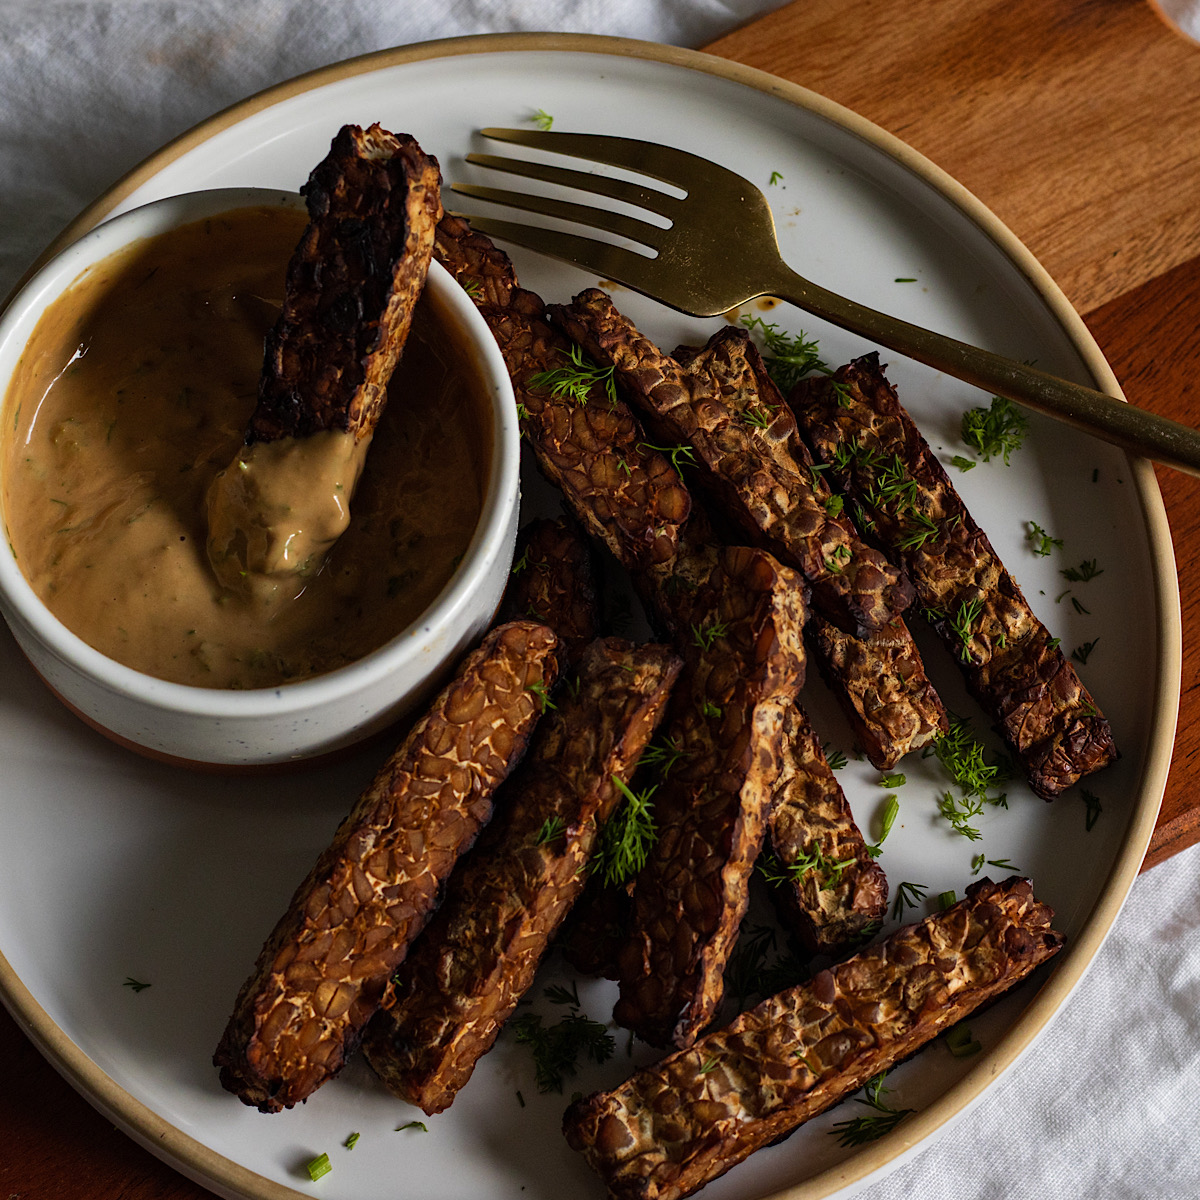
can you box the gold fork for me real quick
[453,127,1200,477]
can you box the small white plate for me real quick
[0,32,1179,1200]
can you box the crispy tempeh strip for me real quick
[212,620,559,1113]
[765,703,888,953]
[789,354,1116,796]
[565,877,1063,1200]
[548,291,914,638]
[614,546,806,1049]
[808,613,947,769]
[501,514,601,667]
[361,638,682,1114]
[250,124,442,444]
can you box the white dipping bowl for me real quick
[0,188,520,769]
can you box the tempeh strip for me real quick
[565,877,1064,1200]
[549,291,914,638]
[250,123,442,444]
[212,620,559,1113]
[361,638,682,1113]
[789,354,1116,796]
[808,613,947,769]
[501,514,600,666]
[614,546,806,1049]
[765,703,888,954]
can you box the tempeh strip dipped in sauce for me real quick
[548,291,914,639]
[213,620,559,1113]
[207,124,442,593]
[564,877,1064,1200]
[361,638,682,1114]
[789,354,1116,797]
[766,703,888,954]
[613,546,806,1049]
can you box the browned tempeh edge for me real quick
[212,620,560,1113]
[248,123,442,444]
[361,638,682,1114]
[789,354,1117,798]
[564,877,1063,1200]
[766,703,888,954]
[434,215,903,969]
[500,513,601,667]
[547,290,915,640]
[613,546,807,1049]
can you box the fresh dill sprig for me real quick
[123,976,151,993]
[896,509,940,551]
[535,816,567,846]
[927,715,1011,804]
[1071,639,1099,665]
[691,619,729,650]
[1081,789,1102,831]
[741,405,777,430]
[961,395,1028,464]
[1061,558,1103,583]
[639,734,690,778]
[724,923,807,1010]
[971,854,1020,876]
[531,108,554,131]
[510,549,530,575]
[769,170,783,186]
[824,543,852,573]
[527,679,556,712]
[739,315,829,392]
[511,1010,615,1093]
[829,1071,915,1147]
[937,789,985,841]
[890,880,928,920]
[544,981,581,1007]
[947,597,984,662]
[1026,520,1063,557]
[823,744,848,770]
[529,343,617,407]
[639,440,697,478]
[757,844,856,891]
[594,776,658,886]
[460,277,483,300]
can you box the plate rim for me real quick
[0,30,1182,1200]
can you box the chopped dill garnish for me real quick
[699,1058,719,1074]
[1071,596,1091,615]
[937,789,985,840]
[757,845,855,891]
[639,734,690,778]
[461,277,483,300]
[741,405,776,430]
[123,976,151,993]
[691,619,729,650]
[535,816,567,846]
[510,549,530,575]
[971,854,1019,876]
[1071,639,1099,665]
[544,981,581,1007]
[1026,520,1063,557]
[890,880,928,920]
[395,1120,428,1133]
[529,343,617,407]
[769,171,783,186]
[594,776,657,886]
[961,396,1028,464]
[532,108,554,131]
[824,744,848,771]
[829,1072,914,1147]
[526,679,556,712]
[511,1009,614,1093]
[824,543,852,573]
[927,715,1011,804]
[949,454,976,471]
[638,440,696,478]
[1081,789,1102,831]
[948,597,984,662]
[739,315,829,392]
[895,509,939,551]
[1061,558,1103,583]
[724,923,808,1010]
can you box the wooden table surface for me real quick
[4,1,1198,1196]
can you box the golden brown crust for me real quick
[613,546,807,1049]
[249,123,442,443]
[564,877,1064,1200]
[212,620,559,1112]
[766,703,889,954]
[789,354,1116,796]
[361,638,682,1114]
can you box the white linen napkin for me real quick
[0,4,1196,1199]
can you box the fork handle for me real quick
[772,267,1200,477]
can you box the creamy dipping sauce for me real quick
[2,205,488,689]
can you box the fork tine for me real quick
[446,211,657,290]
[478,127,736,192]
[451,183,662,250]
[465,152,679,218]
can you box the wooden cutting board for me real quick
[707,0,1200,869]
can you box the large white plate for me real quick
[0,33,1179,1200]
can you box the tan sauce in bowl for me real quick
[2,205,488,689]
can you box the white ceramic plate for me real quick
[0,33,1179,1200]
